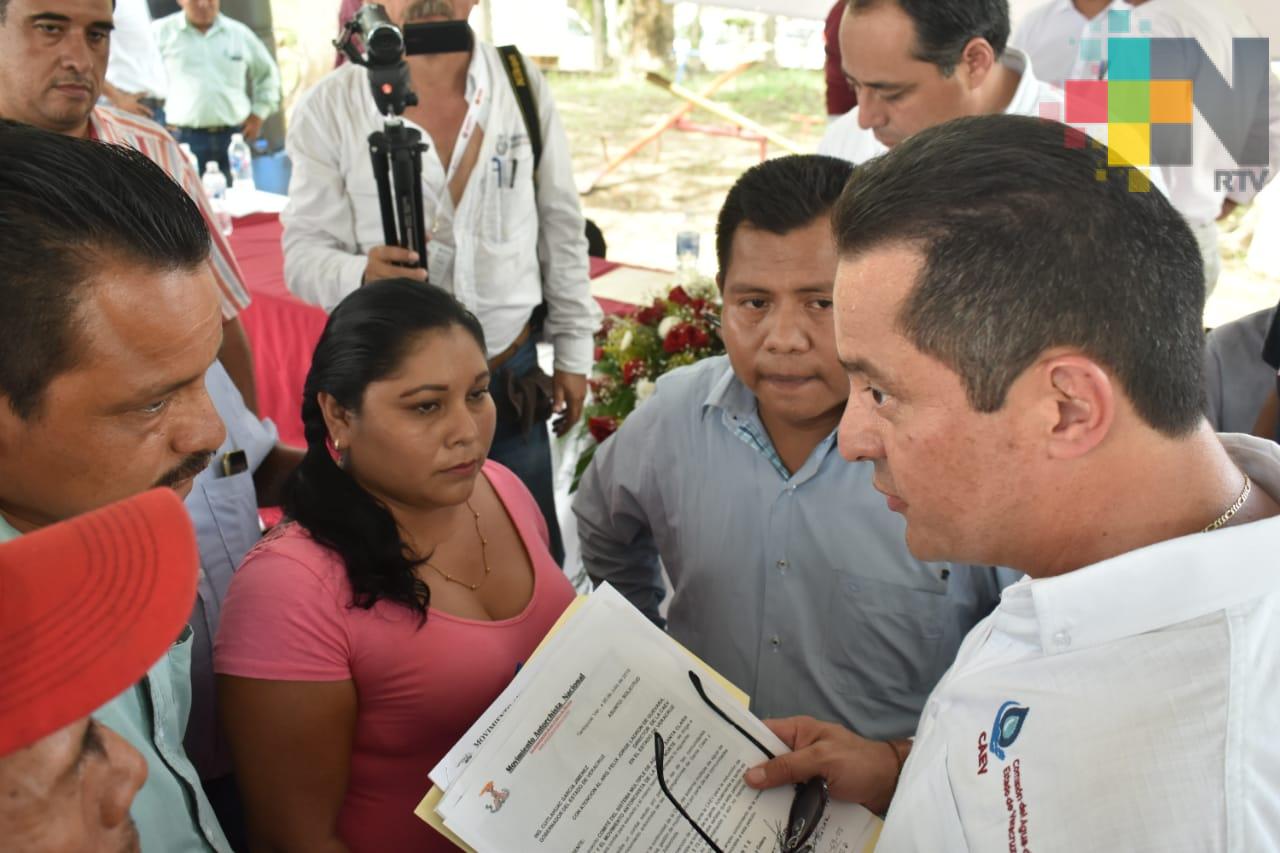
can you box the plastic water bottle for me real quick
[201,161,233,238]
[179,142,200,176]
[226,132,255,194]
[675,223,700,284]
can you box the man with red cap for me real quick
[0,489,199,853]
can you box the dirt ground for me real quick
[549,67,827,279]
[546,68,1279,327]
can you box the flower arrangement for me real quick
[574,279,725,484]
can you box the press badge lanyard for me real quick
[444,83,486,186]
[422,58,490,233]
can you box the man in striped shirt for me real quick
[0,0,258,413]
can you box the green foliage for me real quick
[573,277,725,491]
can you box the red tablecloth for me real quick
[230,213,633,447]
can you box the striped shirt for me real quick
[88,105,250,318]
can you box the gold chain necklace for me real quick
[1202,474,1251,533]
[425,501,492,591]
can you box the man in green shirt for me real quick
[0,121,231,852]
[153,0,280,178]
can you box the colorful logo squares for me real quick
[1063,38,1194,167]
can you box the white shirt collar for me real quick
[1000,434,1280,655]
[179,13,224,35]
[1001,47,1051,116]
[1046,0,1082,19]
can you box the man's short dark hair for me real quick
[0,120,210,419]
[716,154,854,277]
[848,0,1010,75]
[833,115,1206,437]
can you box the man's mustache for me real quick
[50,75,95,89]
[154,453,216,489]
[405,0,459,20]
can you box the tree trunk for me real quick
[620,0,674,71]
[762,14,778,68]
[592,0,609,70]
[686,6,705,74]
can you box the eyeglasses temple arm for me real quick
[688,670,777,760]
[654,732,725,853]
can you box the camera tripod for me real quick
[369,117,428,268]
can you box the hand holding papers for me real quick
[653,672,831,852]
[421,585,881,852]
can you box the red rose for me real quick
[593,346,604,361]
[690,297,707,314]
[690,326,710,349]
[622,358,646,385]
[588,416,619,443]
[668,285,692,306]
[662,324,686,354]
[637,299,666,326]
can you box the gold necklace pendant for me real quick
[1203,474,1252,533]
[426,500,493,590]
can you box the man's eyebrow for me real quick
[56,720,105,785]
[844,73,911,92]
[839,356,893,387]
[128,371,205,406]
[723,282,834,295]
[28,13,114,31]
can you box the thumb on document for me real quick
[743,716,901,812]
[742,716,818,790]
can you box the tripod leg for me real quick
[408,139,428,267]
[389,135,427,269]
[368,131,399,249]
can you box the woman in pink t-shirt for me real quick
[214,279,575,853]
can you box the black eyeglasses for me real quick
[654,671,829,853]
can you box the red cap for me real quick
[0,489,198,757]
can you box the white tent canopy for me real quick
[666,0,1045,23]
[665,0,832,20]
[675,0,1280,52]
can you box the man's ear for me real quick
[1038,354,1116,460]
[958,37,998,90]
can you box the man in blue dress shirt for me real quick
[573,155,1011,740]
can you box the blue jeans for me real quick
[488,336,564,565]
[174,126,237,184]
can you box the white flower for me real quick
[657,316,679,339]
[635,379,657,405]
[619,330,634,351]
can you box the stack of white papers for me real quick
[418,584,882,852]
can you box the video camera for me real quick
[335,4,474,116]
[332,4,477,271]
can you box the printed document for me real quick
[422,585,881,852]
